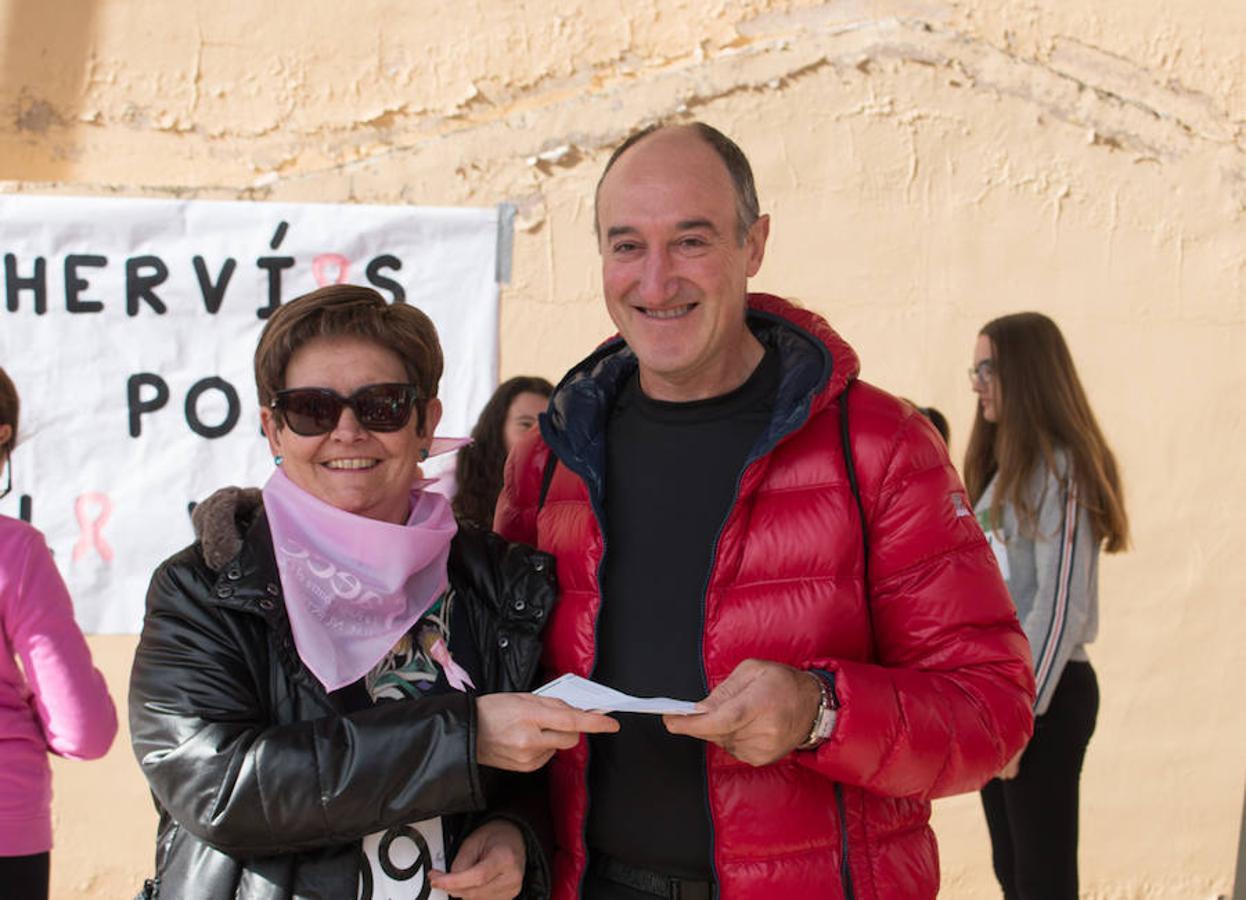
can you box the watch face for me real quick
[818,680,838,734]
[813,707,836,740]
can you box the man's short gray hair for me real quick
[593,122,760,245]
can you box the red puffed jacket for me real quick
[495,294,1034,899]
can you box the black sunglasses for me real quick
[271,383,423,437]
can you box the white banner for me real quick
[0,195,503,633]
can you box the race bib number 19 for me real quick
[359,817,448,900]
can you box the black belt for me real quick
[590,854,713,900]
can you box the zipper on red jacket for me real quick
[578,465,726,897]
[690,453,762,900]
[834,784,857,899]
[695,386,856,899]
[576,484,611,899]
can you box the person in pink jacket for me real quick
[0,367,118,900]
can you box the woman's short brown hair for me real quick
[0,366,18,455]
[254,285,443,430]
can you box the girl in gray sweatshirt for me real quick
[964,312,1129,900]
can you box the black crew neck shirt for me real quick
[586,347,779,882]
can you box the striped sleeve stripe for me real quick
[1033,485,1079,700]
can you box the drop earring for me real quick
[419,448,430,461]
[274,455,284,466]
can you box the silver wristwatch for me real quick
[797,670,838,751]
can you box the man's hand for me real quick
[428,819,525,900]
[663,659,822,766]
[997,745,1025,780]
[476,693,620,772]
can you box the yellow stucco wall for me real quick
[2,1,1243,897]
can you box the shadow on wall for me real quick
[1,0,98,182]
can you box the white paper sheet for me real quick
[534,673,702,716]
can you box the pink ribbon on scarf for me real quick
[428,637,476,692]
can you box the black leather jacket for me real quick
[129,491,554,899]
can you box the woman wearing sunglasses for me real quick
[0,367,117,900]
[965,313,1129,900]
[129,286,617,900]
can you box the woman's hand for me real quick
[476,693,619,772]
[428,819,525,900]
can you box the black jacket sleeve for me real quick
[449,525,558,897]
[472,769,553,899]
[128,549,487,858]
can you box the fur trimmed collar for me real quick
[191,486,262,572]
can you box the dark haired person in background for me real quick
[903,399,950,445]
[454,377,553,528]
[966,312,1129,900]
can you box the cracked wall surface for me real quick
[2,1,1243,897]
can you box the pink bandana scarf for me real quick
[262,468,458,692]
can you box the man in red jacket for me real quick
[495,122,1034,900]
